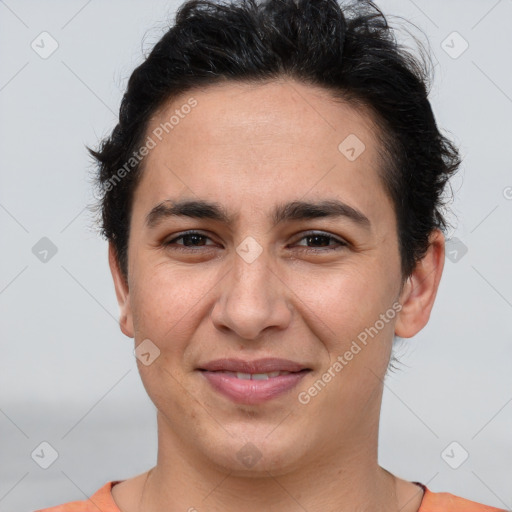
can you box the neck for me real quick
[138,412,409,512]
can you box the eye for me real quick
[291,231,348,251]
[164,231,218,249]
[163,230,348,252]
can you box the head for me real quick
[90,0,460,476]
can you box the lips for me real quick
[199,358,309,374]
[198,358,311,405]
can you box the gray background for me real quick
[0,0,511,510]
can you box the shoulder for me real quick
[419,486,508,512]
[33,481,122,512]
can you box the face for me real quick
[110,79,443,476]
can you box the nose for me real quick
[209,247,293,341]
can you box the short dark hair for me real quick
[90,0,460,282]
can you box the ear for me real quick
[108,242,134,338]
[395,229,445,338]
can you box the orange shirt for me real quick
[34,480,507,512]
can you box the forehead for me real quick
[149,79,378,155]
[134,79,394,232]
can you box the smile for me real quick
[197,359,311,405]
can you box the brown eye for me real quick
[164,231,217,248]
[293,232,347,251]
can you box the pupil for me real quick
[308,235,328,247]
[185,234,204,246]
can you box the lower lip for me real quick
[200,371,309,405]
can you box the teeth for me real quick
[231,371,291,380]
[252,373,269,380]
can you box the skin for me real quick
[108,78,445,512]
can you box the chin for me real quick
[200,427,310,478]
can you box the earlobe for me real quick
[108,242,135,338]
[394,229,445,339]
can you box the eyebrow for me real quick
[145,198,371,230]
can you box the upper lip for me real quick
[199,358,310,374]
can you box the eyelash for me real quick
[163,230,348,252]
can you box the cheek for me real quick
[129,264,209,346]
[128,267,207,411]
[289,264,385,336]
[289,262,398,380]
